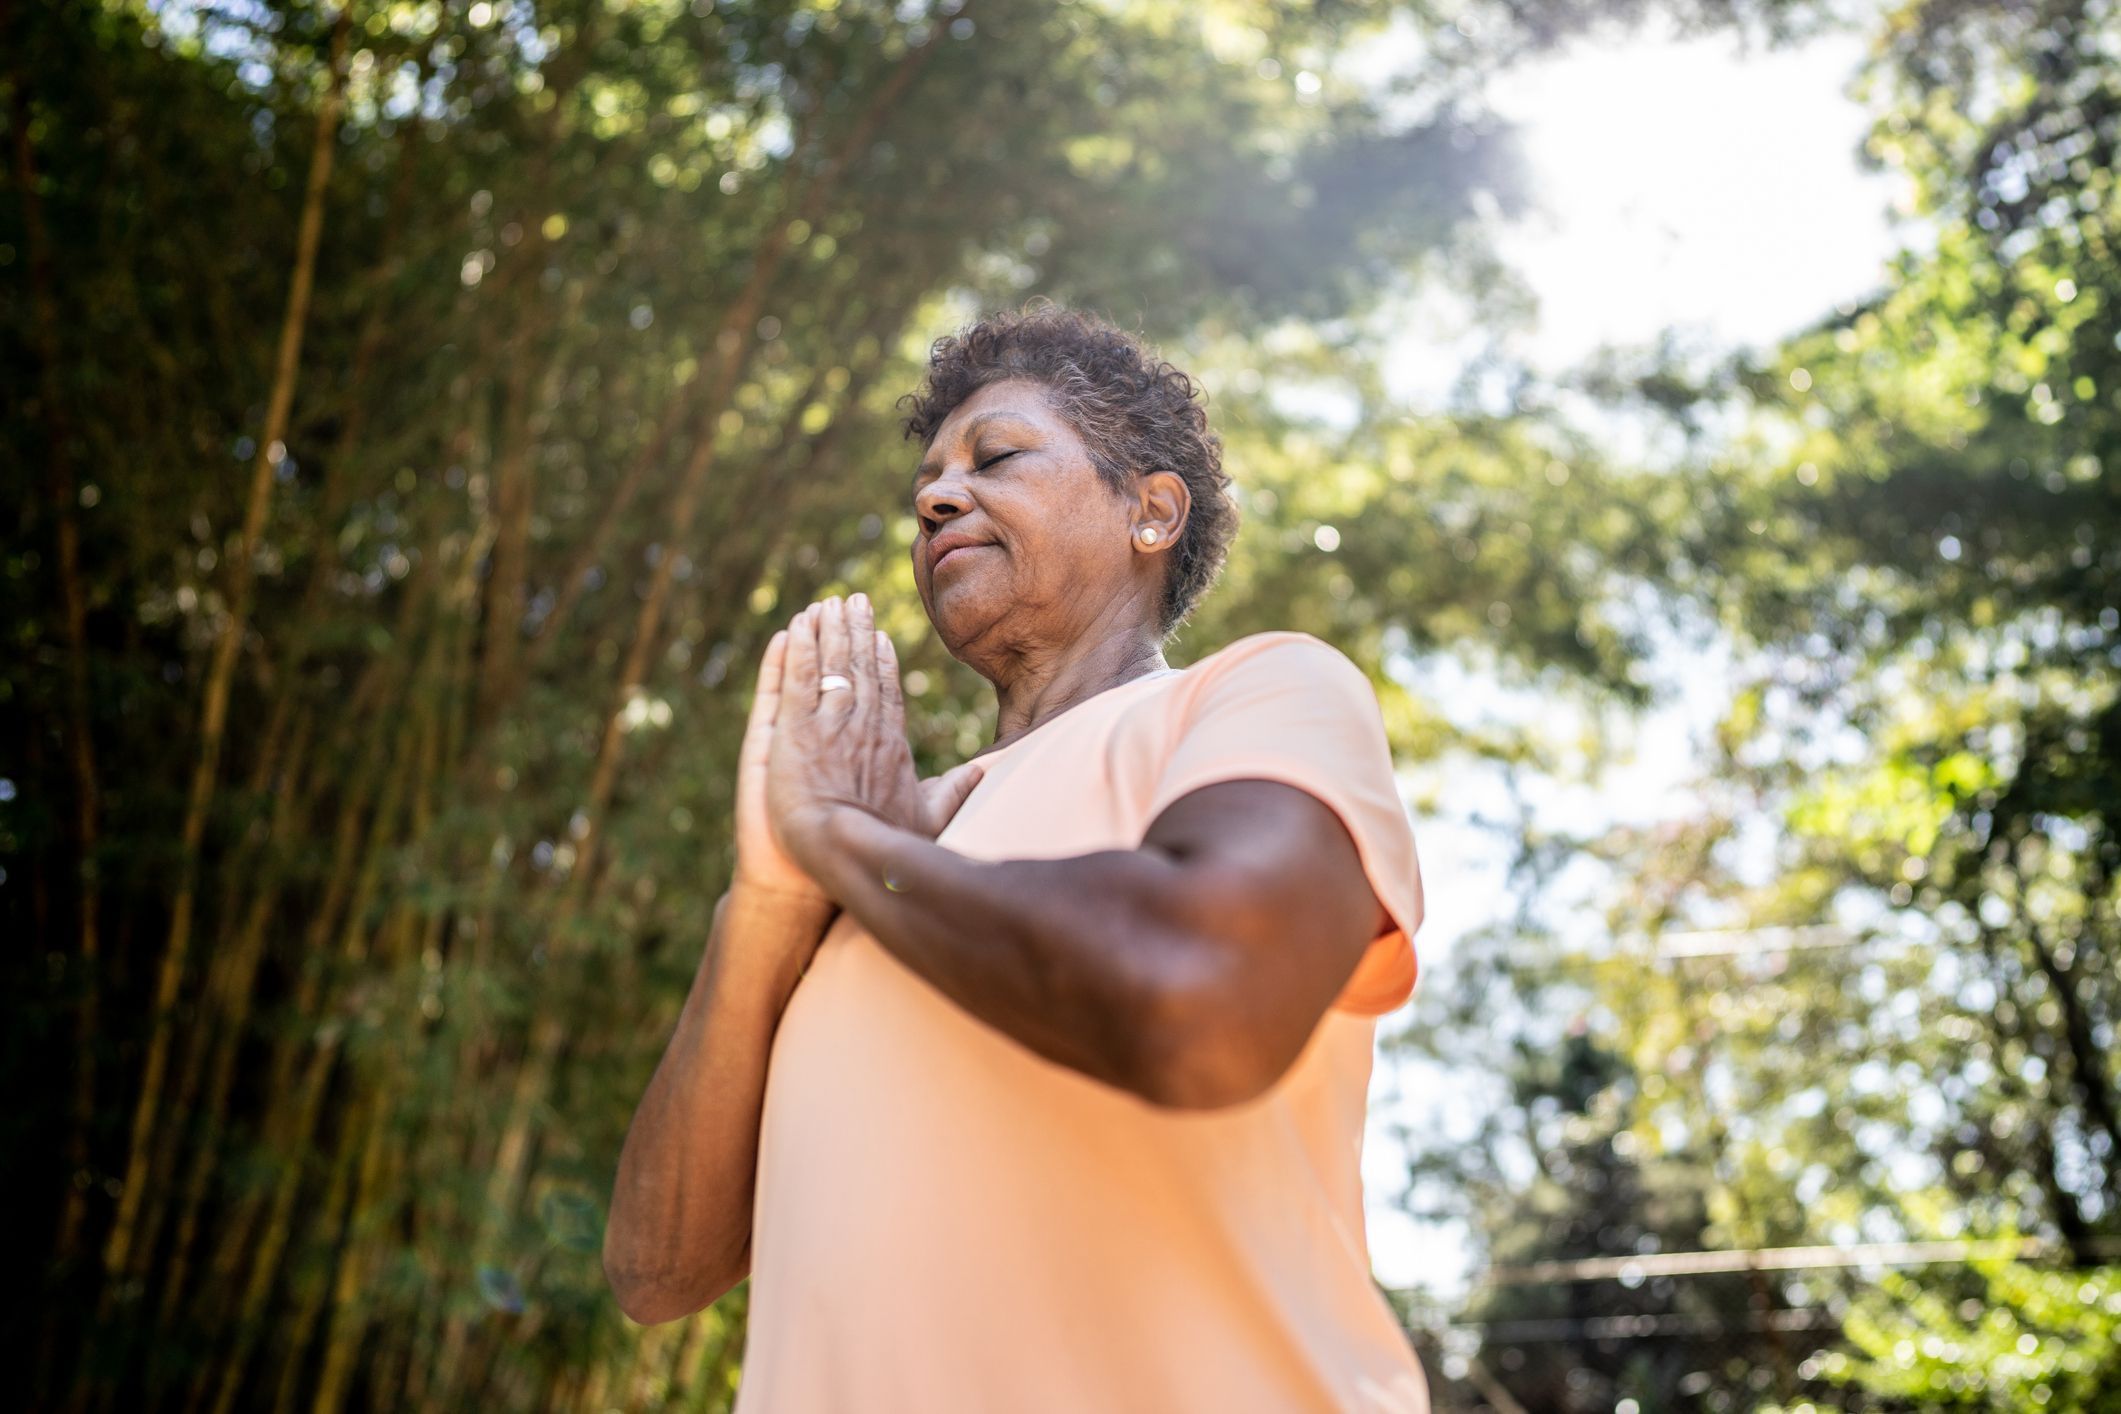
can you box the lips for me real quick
[927,531,992,575]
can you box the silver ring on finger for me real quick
[818,673,853,694]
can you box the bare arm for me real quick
[602,620,845,1323]
[600,606,982,1324]
[765,597,1391,1110]
[808,776,1388,1110]
[603,881,837,1325]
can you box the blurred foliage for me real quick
[0,0,1683,1409]
[1821,1254,2121,1410]
[8,0,2118,1408]
[1391,0,2121,1409]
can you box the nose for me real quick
[915,472,970,534]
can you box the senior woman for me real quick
[605,305,1430,1411]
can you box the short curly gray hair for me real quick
[898,301,1240,636]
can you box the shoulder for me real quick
[1181,630,1372,694]
[1158,633,1385,738]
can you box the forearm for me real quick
[604,881,836,1323]
[813,810,1212,1099]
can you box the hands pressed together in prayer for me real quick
[732,593,986,913]
[611,591,990,1323]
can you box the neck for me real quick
[987,619,1170,748]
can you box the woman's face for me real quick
[910,377,1159,665]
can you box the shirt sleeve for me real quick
[1143,632,1424,1016]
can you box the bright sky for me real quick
[1482,25,1910,373]
[1355,21,1911,1294]
[1382,20,1914,406]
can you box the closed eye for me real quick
[976,450,1020,472]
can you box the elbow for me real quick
[607,1283,676,1328]
[603,1231,740,1326]
[1121,967,1286,1113]
[604,1257,719,1327]
[1131,1042,1282,1112]
[603,1250,685,1327]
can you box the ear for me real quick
[1133,470,1189,549]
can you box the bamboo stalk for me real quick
[151,565,437,1314]
[196,720,426,1414]
[368,1315,416,1414]
[474,320,548,726]
[465,131,856,1275]
[220,574,458,1408]
[311,655,448,1414]
[306,994,400,1414]
[191,738,390,1318]
[526,388,699,668]
[151,563,432,1307]
[189,673,426,1389]
[444,197,942,1414]
[103,6,353,1288]
[573,1362,610,1414]
[700,1285,750,1414]
[192,1037,345,1414]
[461,1242,556,1410]
[474,286,585,722]
[523,15,943,664]
[616,1321,675,1412]
[666,306,924,683]
[398,1278,442,1413]
[265,1092,366,1414]
[641,1314,711,1414]
[683,1311,729,1414]
[413,360,526,1414]
[176,347,469,1414]
[451,13,593,700]
[288,54,432,606]
[541,1364,583,1414]
[197,88,430,922]
[246,569,442,1119]
[612,348,912,818]
[364,22,954,1408]
[150,711,314,1334]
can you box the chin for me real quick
[929,594,999,654]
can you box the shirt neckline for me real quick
[966,665,1189,765]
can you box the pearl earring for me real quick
[1138,527,1160,545]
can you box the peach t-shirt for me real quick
[737,630,1429,1412]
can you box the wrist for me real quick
[789,801,869,903]
[815,806,896,899]
[727,873,837,920]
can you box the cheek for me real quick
[1020,479,1126,561]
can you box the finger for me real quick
[741,630,788,766]
[922,760,986,832]
[874,629,905,725]
[817,596,852,713]
[783,604,820,716]
[846,592,877,707]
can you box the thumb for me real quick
[740,631,788,762]
[922,760,986,832]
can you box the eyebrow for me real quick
[913,412,1037,489]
